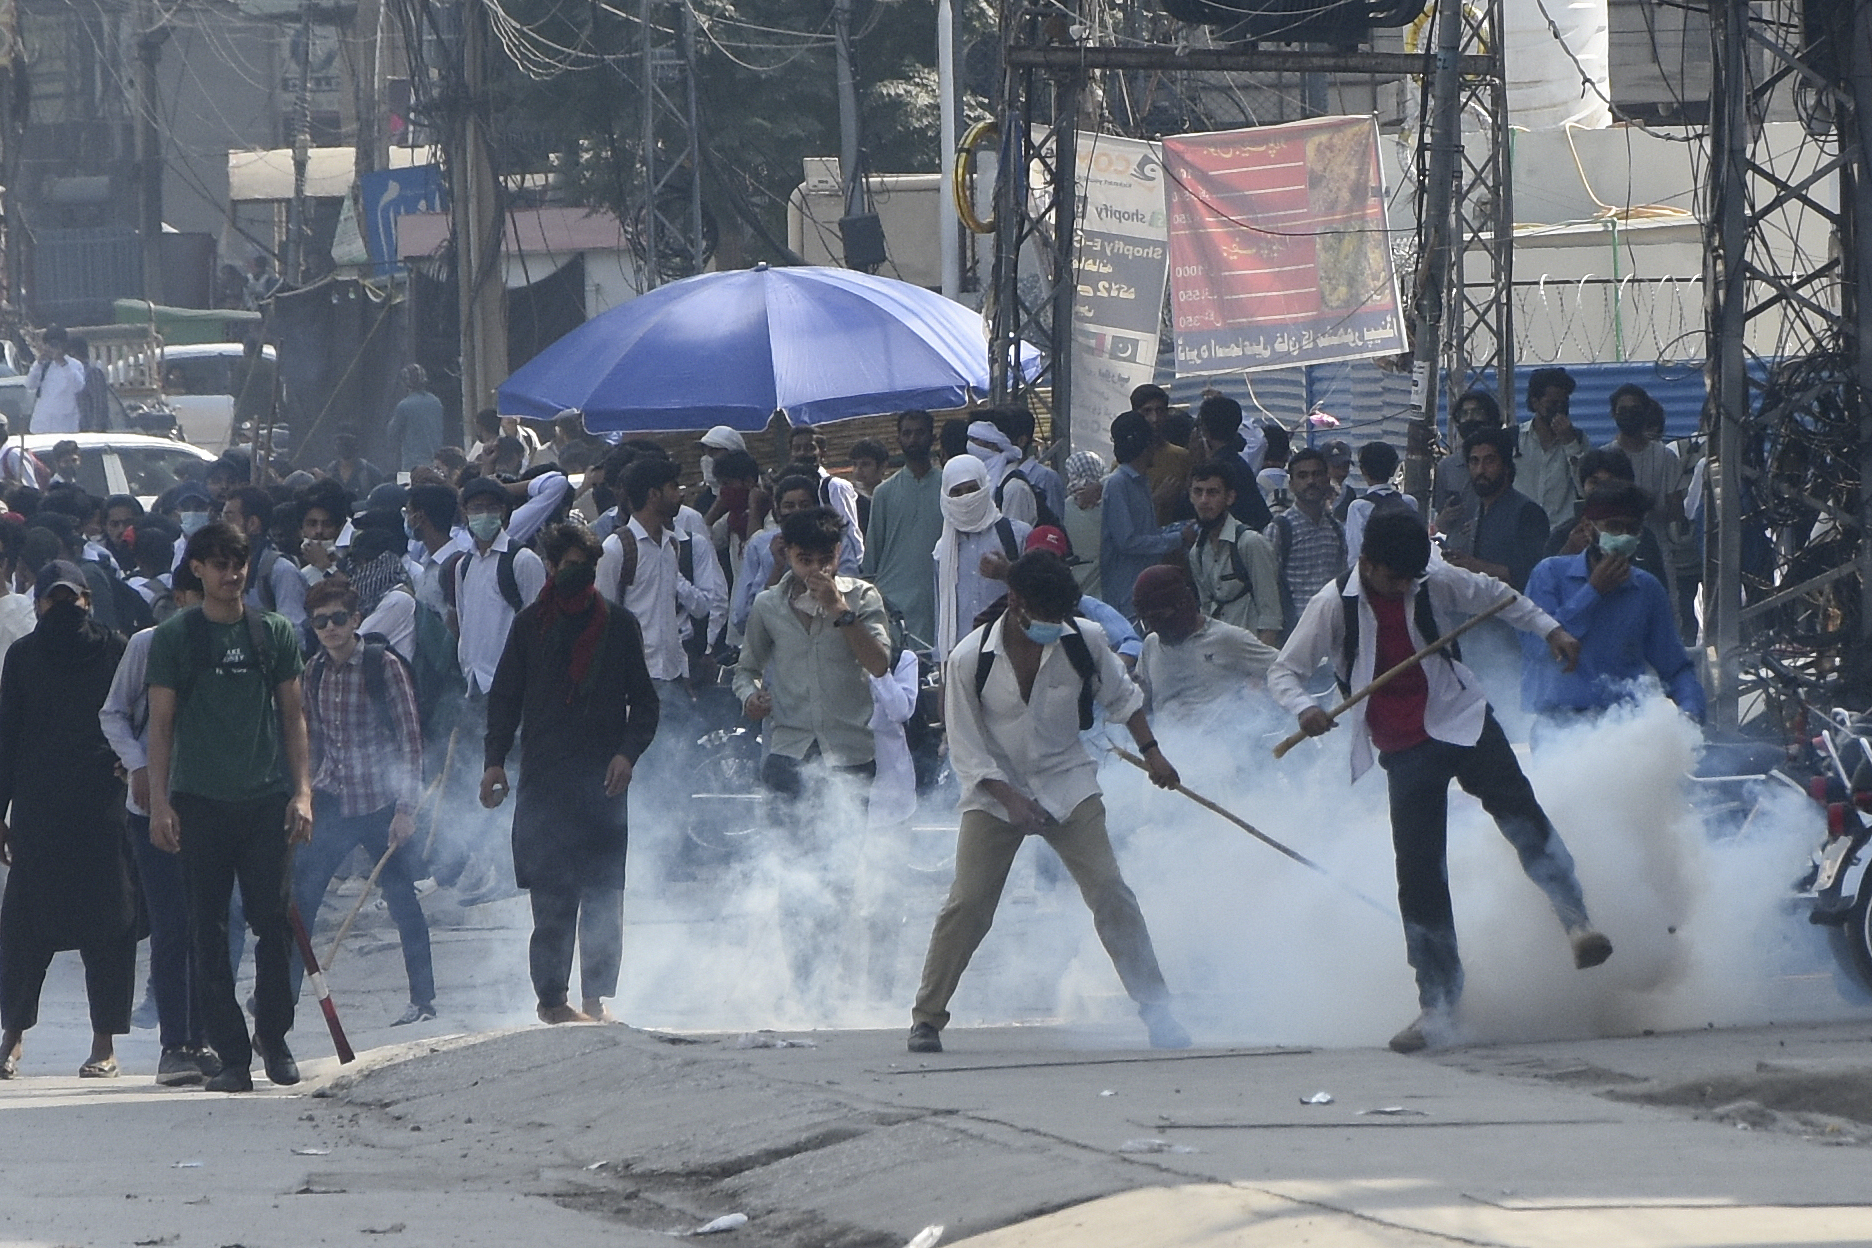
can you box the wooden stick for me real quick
[1272,594,1519,760]
[323,841,397,973]
[420,727,461,858]
[1109,746,1393,918]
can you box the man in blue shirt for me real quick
[1522,481,1705,735]
[1100,411,1188,620]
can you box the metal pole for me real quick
[681,3,704,275]
[1050,66,1079,459]
[1849,0,1872,694]
[937,0,960,298]
[135,0,168,305]
[639,0,658,289]
[1403,0,1465,505]
[834,0,863,219]
[1708,0,1749,730]
[289,0,313,283]
[988,2,1028,403]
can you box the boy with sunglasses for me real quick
[289,575,434,1025]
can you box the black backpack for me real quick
[441,546,524,616]
[995,469,1063,531]
[1333,568,1457,696]
[306,639,415,743]
[173,605,274,708]
[971,613,1100,731]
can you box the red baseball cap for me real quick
[1024,526,1069,558]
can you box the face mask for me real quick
[1597,530,1640,558]
[1022,619,1066,646]
[302,538,331,558]
[404,516,419,541]
[699,454,718,491]
[466,513,503,542]
[1614,411,1647,437]
[41,600,85,632]
[554,562,596,594]
[179,509,209,536]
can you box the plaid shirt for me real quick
[306,644,423,817]
[1273,506,1348,628]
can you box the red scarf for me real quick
[535,574,607,702]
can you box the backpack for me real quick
[306,639,413,741]
[991,516,1020,563]
[971,611,1100,731]
[1363,487,1416,523]
[441,546,524,616]
[250,546,283,612]
[0,444,48,489]
[1201,526,1258,609]
[995,469,1063,530]
[611,527,697,600]
[405,593,466,732]
[1333,569,1457,697]
[173,605,275,709]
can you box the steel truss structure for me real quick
[634,0,712,288]
[983,2,1512,467]
[1707,0,1872,725]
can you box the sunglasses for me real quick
[310,611,353,629]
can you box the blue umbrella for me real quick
[497,263,1038,433]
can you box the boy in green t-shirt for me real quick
[147,521,312,1092]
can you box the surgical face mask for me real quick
[1022,619,1066,646]
[179,509,210,536]
[466,512,503,542]
[1596,530,1640,558]
[404,516,419,541]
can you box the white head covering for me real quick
[699,425,747,452]
[966,420,1019,485]
[934,455,1003,657]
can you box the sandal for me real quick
[78,1056,119,1079]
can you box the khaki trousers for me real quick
[912,795,1170,1030]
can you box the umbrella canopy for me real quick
[497,263,1036,433]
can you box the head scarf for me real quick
[535,565,608,703]
[966,420,1019,485]
[346,548,407,617]
[934,455,1004,658]
[1064,450,1105,493]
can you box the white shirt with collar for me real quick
[595,514,730,681]
[944,614,1145,824]
[25,356,86,433]
[454,531,547,694]
[1267,557,1559,782]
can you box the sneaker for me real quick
[156,1047,205,1087]
[390,1002,438,1027]
[1388,1006,1452,1054]
[253,1035,300,1087]
[907,1022,942,1054]
[204,1065,253,1093]
[191,1048,224,1079]
[1141,1004,1192,1050]
[1570,927,1613,969]
[131,992,160,1031]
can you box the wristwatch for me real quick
[832,609,857,628]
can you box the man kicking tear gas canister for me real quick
[908,550,1190,1054]
[1268,512,1614,1054]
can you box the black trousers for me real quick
[174,791,294,1068]
[1378,712,1590,1011]
[0,926,135,1036]
[528,885,622,1009]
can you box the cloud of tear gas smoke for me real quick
[440,692,1858,1046]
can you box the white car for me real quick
[143,342,278,454]
[19,433,219,506]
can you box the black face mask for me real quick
[1614,412,1647,437]
[40,600,85,632]
[554,563,597,594]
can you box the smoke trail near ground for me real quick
[432,690,1861,1048]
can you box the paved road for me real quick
[3,874,1870,1248]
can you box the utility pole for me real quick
[288,0,313,282]
[1401,0,1465,503]
[449,0,506,433]
[1705,0,1748,730]
[936,0,959,298]
[350,0,385,184]
[1850,0,1872,692]
[833,0,862,219]
[134,0,170,305]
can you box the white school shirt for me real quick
[1266,557,1559,782]
[867,647,921,829]
[455,531,547,694]
[944,615,1144,823]
[594,516,729,681]
[25,356,86,433]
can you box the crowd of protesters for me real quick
[0,364,1711,1081]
